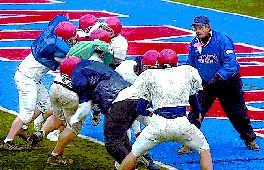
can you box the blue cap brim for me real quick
[191,23,206,26]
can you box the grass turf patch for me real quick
[0,110,162,169]
[171,0,264,19]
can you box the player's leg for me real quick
[33,81,51,131]
[218,74,259,150]
[47,127,75,165]
[119,115,160,170]
[178,88,216,155]
[0,71,37,150]
[175,117,212,170]
[104,100,138,164]
[47,88,81,165]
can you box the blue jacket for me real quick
[31,15,70,71]
[188,30,240,82]
[71,60,131,113]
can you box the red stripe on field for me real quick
[238,57,264,63]
[235,44,264,53]
[0,30,42,40]
[206,100,264,120]
[121,26,193,41]
[0,48,30,60]
[0,10,117,25]
[245,91,264,102]
[240,66,264,76]
[254,129,264,135]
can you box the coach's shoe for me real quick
[27,130,44,147]
[47,154,74,165]
[244,141,260,151]
[0,141,25,151]
[91,111,102,126]
[177,145,194,155]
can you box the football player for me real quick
[0,15,77,151]
[117,49,213,170]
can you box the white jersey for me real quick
[115,60,137,84]
[114,65,203,110]
[16,53,49,81]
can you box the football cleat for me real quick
[91,111,102,126]
[27,130,44,147]
[0,141,26,151]
[47,154,74,165]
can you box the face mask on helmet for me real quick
[79,14,99,34]
[55,21,77,46]
[158,49,178,67]
[88,29,111,43]
[101,17,122,38]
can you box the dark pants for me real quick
[188,73,256,142]
[104,99,139,164]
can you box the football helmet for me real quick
[79,14,98,33]
[88,29,111,43]
[60,56,81,77]
[158,49,178,66]
[141,50,160,66]
[102,17,122,37]
[55,21,77,41]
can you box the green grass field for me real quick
[0,110,161,169]
[171,0,264,19]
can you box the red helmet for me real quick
[104,17,122,36]
[55,21,77,41]
[158,49,178,66]
[79,14,98,31]
[60,56,81,77]
[142,50,160,66]
[88,29,111,43]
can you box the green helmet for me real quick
[66,40,113,65]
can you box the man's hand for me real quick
[146,108,154,117]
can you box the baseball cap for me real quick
[191,16,210,26]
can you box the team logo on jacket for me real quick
[197,54,218,63]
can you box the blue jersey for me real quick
[71,60,131,113]
[31,15,70,71]
[187,30,240,82]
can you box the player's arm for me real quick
[216,35,240,80]
[133,70,153,116]
[70,72,94,125]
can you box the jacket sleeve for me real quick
[217,35,240,80]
